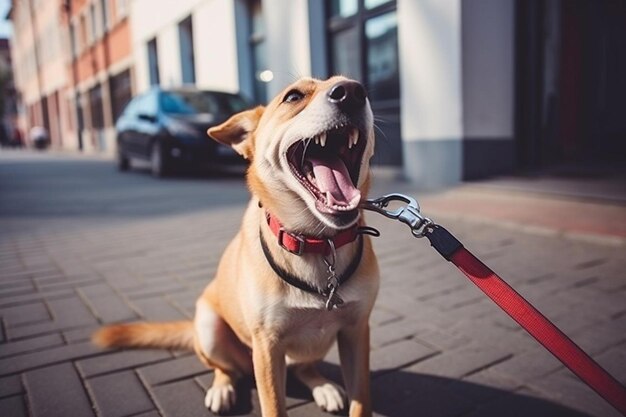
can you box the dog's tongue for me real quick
[308,155,360,207]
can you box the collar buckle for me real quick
[277,228,305,256]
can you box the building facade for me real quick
[9,0,133,154]
[10,0,626,186]
[9,0,70,148]
[63,0,133,153]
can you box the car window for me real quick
[160,91,249,115]
[137,91,158,116]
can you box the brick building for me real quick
[8,0,133,154]
[8,0,69,148]
[63,0,133,154]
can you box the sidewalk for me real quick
[1,152,625,417]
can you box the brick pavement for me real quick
[1,151,625,417]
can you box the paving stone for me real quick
[0,288,75,309]
[0,395,27,417]
[138,354,209,385]
[150,379,208,417]
[527,372,622,417]
[79,291,138,323]
[408,343,512,379]
[87,370,153,417]
[130,297,187,321]
[77,349,172,378]
[0,341,102,375]
[593,346,626,385]
[370,339,439,373]
[131,412,161,417]
[0,375,23,397]
[0,302,51,327]
[23,363,95,417]
[0,333,64,358]
[369,318,426,348]
[485,348,563,384]
[6,296,98,339]
[62,325,100,344]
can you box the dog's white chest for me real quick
[272,303,357,363]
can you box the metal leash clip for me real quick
[360,193,435,238]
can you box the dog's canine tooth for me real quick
[348,128,358,148]
[351,128,359,146]
[320,132,327,147]
[315,136,319,145]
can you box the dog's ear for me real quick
[207,106,264,160]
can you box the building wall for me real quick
[461,0,516,179]
[131,0,240,94]
[398,0,463,187]
[66,0,134,155]
[9,0,68,147]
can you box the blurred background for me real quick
[3,0,625,186]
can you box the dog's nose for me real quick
[327,81,367,113]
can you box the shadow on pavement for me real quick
[202,363,592,417]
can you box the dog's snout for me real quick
[327,81,367,113]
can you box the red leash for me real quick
[449,244,626,415]
[363,194,626,416]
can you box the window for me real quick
[116,0,128,20]
[178,16,196,84]
[365,11,399,101]
[69,23,78,58]
[109,69,132,121]
[248,0,268,104]
[326,0,401,165]
[80,14,88,51]
[160,91,249,115]
[327,0,398,98]
[147,38,160,86]
[101,0,110,30]
[89,84,105,129]
[90,3,99,40]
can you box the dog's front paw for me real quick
[312,382,346,413]
[204,384,237,414]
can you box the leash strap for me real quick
[362,194,626,415]
[428,225,626,416]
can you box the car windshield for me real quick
[161,91,249,115]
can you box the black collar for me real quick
[259,228,364,299]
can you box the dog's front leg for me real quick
[252,333,287,417]
[338,321,372,417]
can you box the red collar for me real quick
[265,211,359,256]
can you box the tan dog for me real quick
[93,76,380,417]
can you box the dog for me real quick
[93,76,380,417]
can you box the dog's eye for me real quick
[283,90,304,103]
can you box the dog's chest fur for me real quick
[271,301,359,362]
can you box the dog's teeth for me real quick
[320,132,327,147]
[315,136,319,145]
[350,128,359,146]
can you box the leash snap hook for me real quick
[361,193,432,238]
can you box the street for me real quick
[1,150,625,417]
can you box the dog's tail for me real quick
[92,321,195,351]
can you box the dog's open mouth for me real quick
[287,125,366,215]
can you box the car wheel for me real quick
[150,141,171,177]
[117,149,130,171]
